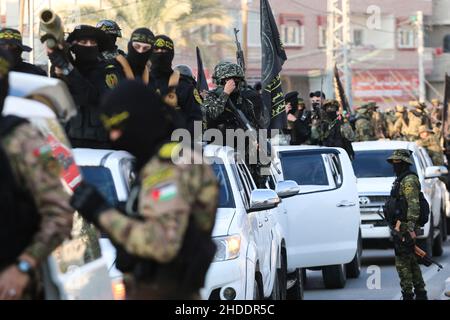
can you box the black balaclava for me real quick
[100,80,175,170]
[127,28,155,75]
[0,49,12,113]
[71,42,100,66]
[150,35,174,76]
[393,161,410,177]
[7,46,22,67]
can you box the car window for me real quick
[280,152,330,186]
[266,173,276,190]
[329,154,343,187]
[211,163,236,208]
[80,166,119,207]
[352,150,417,178]
[236,162,253,207]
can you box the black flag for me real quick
[333,64,352,115]
[443,73,450,139]
[196,46,208,93]
[260,0,287,130]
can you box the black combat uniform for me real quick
[48,25,125,149]
[148,35,203,134]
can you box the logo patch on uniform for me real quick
[193,88,202,104]
[33,145,52,158]
[105,73,119,89]
[143,167,175,188]
[151,183,177,202]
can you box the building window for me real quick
[281,23,304,47]
[397,29,416,48]
[318,25,327,47]
[353,29,364,47]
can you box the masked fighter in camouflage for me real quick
[70,80,219,300]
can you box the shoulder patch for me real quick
[193,88,203,104]
[150,183,178,202]
[105,73,119,89]
[143,167,175,188]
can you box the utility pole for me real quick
[19,0,25,33]
[241,0,249,69]
[29,0,34,63]
[417,10,425,102]
[326,0,353,107]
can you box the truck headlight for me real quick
[213,235,241,262]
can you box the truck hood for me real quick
[211,208,236,237]
[356,177,395,194]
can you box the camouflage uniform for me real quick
[354,107,376,141]
[367,102,387,139]
[311,100,355,158]
[406,102,431,141]
[393,105,410,140]
[416,125,445,166]
[97,143,218,299]
[387,150,426,299]
[202,62,254,126]
[384,108,397,139]
[0,122,74,299]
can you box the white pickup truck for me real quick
[270,145,361,289]
[352,141,448,257]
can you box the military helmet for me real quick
[395,105,406,113]
[418,125,433,135]
[96,20,122,37]
[409,100,426,109]
[174,64,194,80]
[322,99,339,112]
[387,149,413,165]
[356,106,369,114]
[212,61,244,85]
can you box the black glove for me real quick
[70,182,111,227]
[48,49,71,71]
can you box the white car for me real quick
[201,145,286,300]
[73,148,135,300]
[270,145,361,289]
[352,141,447,257]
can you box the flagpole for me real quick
[241,0,248,70]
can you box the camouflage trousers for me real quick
[395,253,425,294]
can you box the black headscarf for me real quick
[0,48,12,114]
[127,28,155,76]
[99,80,176,170]
[150,35,174,76]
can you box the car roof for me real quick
[73,148,133,167]
[3,96,56,119]
[203,144,236,165]
[273,145,337,152]
[352,140,417,151]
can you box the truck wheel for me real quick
[270,253,287,300]
[447,217,450,236]
[322,264,346,289]
[286,269,304,300]
[253,273,263,300]
[442,212,448,241]
[346,231,362,278]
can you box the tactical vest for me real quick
[0,116,41,270]
[322,120,355,160]
[116,157,216,293]
[384,171,429,227]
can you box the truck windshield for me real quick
[352,150,417,178]
[279,152,329,186]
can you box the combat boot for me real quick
[401,291,414,300]
[414,290,428,300]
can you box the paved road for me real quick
[304,240,450,300]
